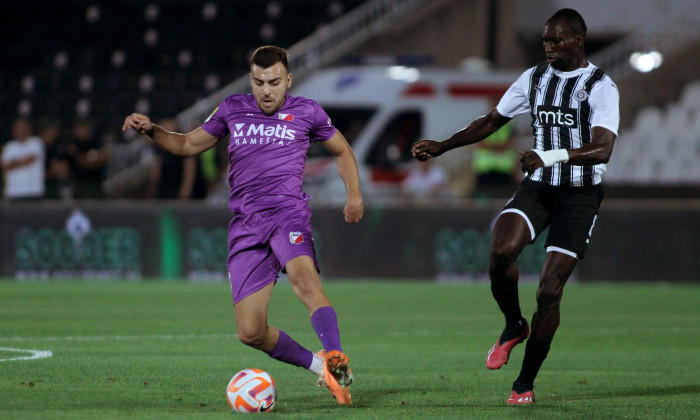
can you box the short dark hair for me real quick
[250,45,289,71]
[548,8,587,38]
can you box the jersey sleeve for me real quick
[496,70,532,118]
[589,78,620,136]
[309,101,337,142]
[201,102,229,139]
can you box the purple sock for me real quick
[267,330,313,369]
[311,306,342,352]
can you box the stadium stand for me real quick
[0,0,365,136]
[2,0,699,195]
[606,79,700,185]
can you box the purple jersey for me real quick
[202,94,336,215]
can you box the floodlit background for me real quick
[0,0,699,281]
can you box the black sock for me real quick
[513,337,551,392]
[499,317,528,343]
[491,284,523,329]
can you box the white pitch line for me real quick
[0,333,239,343]
[0,347,53,362]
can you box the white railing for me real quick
[176,0,437,127]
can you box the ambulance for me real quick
[291,65,520,202]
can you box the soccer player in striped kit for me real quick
[123,46,362,405]
[412,9,619,404]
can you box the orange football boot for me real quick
[315,350,353,404]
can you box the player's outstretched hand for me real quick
[411,140,443,161]
[122,113,154,136]
[518,150,544,173]
[343,196,363,224]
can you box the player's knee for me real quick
[237,324,267,349]
[490,241,520,265]
[535,284,563,311]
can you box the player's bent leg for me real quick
[486,212,532,370]
[508,250,576,402]
[285,259,344,358]
[234,283,277,352]
[285,257,353,404]
[235,284,319,373]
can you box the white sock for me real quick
[309,354,324,376]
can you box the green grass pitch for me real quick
[1,280,698,419]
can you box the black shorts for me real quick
[501,180,604,260]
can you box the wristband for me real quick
[531,149,569,167]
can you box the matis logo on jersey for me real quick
[289,231,304,244]
[536,105,578,128]
[231,122,296,146]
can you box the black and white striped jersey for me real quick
[497,62,619,186]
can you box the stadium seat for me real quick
[663,103,689,137]
[680,79,700,109]
[633,106,664,136]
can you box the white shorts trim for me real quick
[546,246,578,259]
[500,208,535,241]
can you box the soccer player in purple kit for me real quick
[123,45,362,405]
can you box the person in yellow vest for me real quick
[472,122,519,198]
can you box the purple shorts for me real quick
[227,204,319,304]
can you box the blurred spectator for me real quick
[1,118,45,200]
[471,122,519,198]
[401,158,450,199]
[66,118,110,199]
[37,118,72,199]
[147,118,206,199]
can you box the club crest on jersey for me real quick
[289,231,304,244]
[278,113,294,122]
[575,89,589,102]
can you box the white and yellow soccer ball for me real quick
[226,368,276,413]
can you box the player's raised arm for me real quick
[412,108,511,161]
[320,130,363,223]
[122,113,220,157]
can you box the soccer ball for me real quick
[226,368,276,413]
